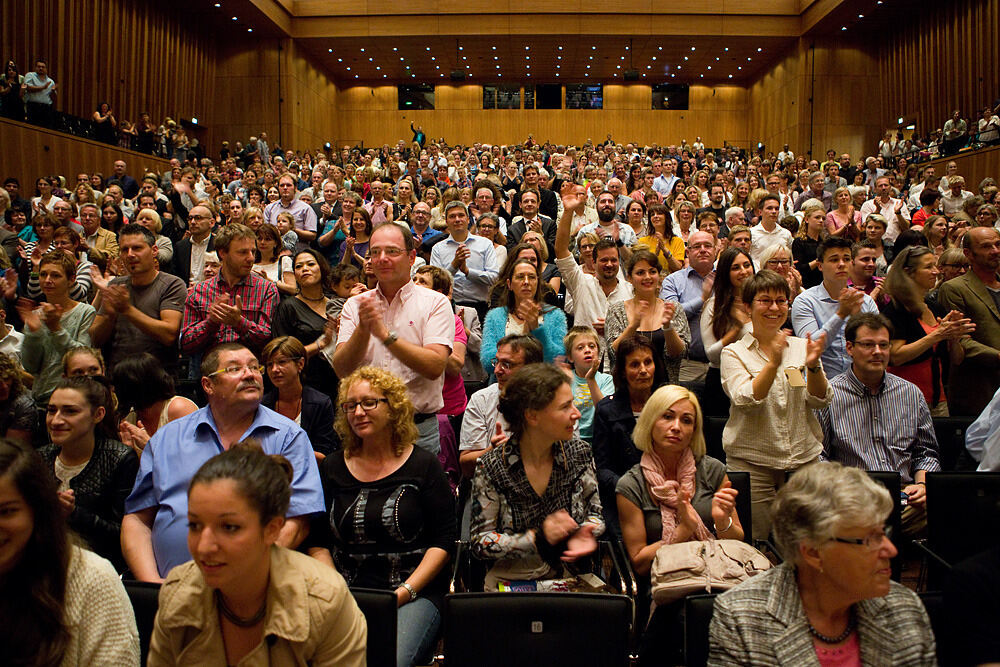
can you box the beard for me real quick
[597,206,616,223]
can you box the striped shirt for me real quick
[817,368,940,484]
[179,272,278,355]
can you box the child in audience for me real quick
[326,263,361,322]
[564,326,614,442]
[275,211,298,253]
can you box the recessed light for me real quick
[858,13,863,18]
[757,47,763,52]
[526,64,530,68]
[724,47,729,52]
[368,57,373,61]
[247,27,252,31]
[525,46,530,50]
[684,56,689,61]
[841,26,847,30]
[328,49,333,53]
[496,65,500,68]
[527,73,531,76]
[557,56,562,60]
[426,47,430,51]
[498,73,502,77]
[707,66,712,70]
[431,56,435,60]
[354,74,358,78]
[346,66,351,70]
[493,56,498,60]
[620,56,625,60]
[700,74,704,77]
[231,16,237,20]
[462,56,467,60]
[646,65,651,69]
[586,65,590,69]
[691,47,696,51]
[213,2,220,6]
[617,65,621,69]
[492,46,496,50]
[625,45,630,50]
[677,65,682,70]
[592,46,596,50]
[738,66,742,70]
[556,64,560,68]
[435,65,439,69]
[376,66,381,70]
[671,73,675,77]
[658,46,662,50]
[728,74,733,78]
[584,72,589,76]
[383,74,387,78]
[393,47,398,51]
[558,46,563,50]
[459,46,463,50]
[748,57,752,61]
[399,57,404,61]
[338,58,342,62]
[526,56,530,60]
[716,57,720,61]
[360,48,365,52]
[556,72,560,76]
[652,57,657,61]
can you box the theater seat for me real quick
[349,588,397,667]
[684,593,718,667]
[123,580,161,666]
[931,416,976,471]
[443,592,631,667]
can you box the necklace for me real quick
[299,291,327,303]
[807,609,856,644]
[215,589,267,628]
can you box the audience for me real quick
[3,121,1000,661]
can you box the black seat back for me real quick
[349,587,398,667]
[443,592,631,666]
[123,580,161,666]
[726,471,752,544]
[866,471,902,580]
[683,593,718,667]
[927,472,1000,567]
[931,417,976,471]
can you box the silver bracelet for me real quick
[716,516,734,534]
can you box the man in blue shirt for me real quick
[791,237,879,378]
[122,342,324,581]
[430,200,499,319]
[660,230,717,383]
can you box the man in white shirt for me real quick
[750,194,793,265]
[23,59,56,127]
[860,176,911,243]
[557,185,632,337]
[940,176,975,217]
[331,222,454,455]
[906,166,938,210]
[765,173,795,220]
[652,158,679,198]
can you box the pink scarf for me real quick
[640,448,713,544]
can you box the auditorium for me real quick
[1,0,999,664]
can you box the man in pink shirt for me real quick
[329,222,454,454]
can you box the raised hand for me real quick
[562,524,598,562]
[559,182,586,212]
[711,479,738,526]
[516,299,541,332]
[16,299,41,332]
[661,300,678,328]
[805,331,826,367]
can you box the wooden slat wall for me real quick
[747,37,881,162]
[1,0,217,129]
[878,0,1000,138]
[923,146,1000,195]
[0,117,173,193]
[334,84,749,147]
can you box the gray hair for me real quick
[772,461,892,563]
[758,243,792,265]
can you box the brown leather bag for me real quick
[650,539,771,605]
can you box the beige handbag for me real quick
[650,539,771,605]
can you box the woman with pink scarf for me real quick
[616,384,743,663]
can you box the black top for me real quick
[262,384,338,455]
[592,393,642,494]
[272,297,339,399]
[792,236,823,288]
[313,446,457,609]
[38,438,138,572]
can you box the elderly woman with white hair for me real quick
[709,461,937,666]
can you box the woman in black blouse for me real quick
[38,376,137,571]
[272,248,338,398]
[310,366,456,667]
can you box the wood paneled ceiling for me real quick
[295,35,794,86]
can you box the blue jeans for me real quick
[415,415,441,456]
[397,597,440,667]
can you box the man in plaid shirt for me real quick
[180,223,278,358]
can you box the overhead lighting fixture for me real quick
[724,47,729,52]
[328,49,333,53]
[346,66,351,70]
[231,16,237,20]
[191,117,198,124]
[652,56,657,61]
[757,47,763,52]
[213,2,220,6]
[525,46,530,50]
[393,47,398,51]
[658,46,662,50]
[431,56,435,60]
[858,13,863,18]
[728,74,733,78]
[556,72,560,76]
[558,46,563,50]
[338,58,343,62]
[246,28,252,32]
[360,48,365,52]
[376,66,381,70]
[841,26,847,30]
[691,47,696,51]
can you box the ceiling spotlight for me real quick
[737,66,742,70]
[728,74,733,78]
[841,26,847,30]
[558,46,563,50]
[399,57,404,61]
[556,64,560,68]
[459,46,463,50]
[747,57,752,61]
[431,56,435,60]
[525,46,530,50]
[328,49,333,53]
[584,72,589,76]
[586,65,591,68]
[492,46,496,50]
[383,74,387,77]
[346,66,351,70]
[425,47,430,51]
[368,57,373,61]
[616,65,621,69]
[716,57,720,61]
[620,56,625,60]
[556,72,560,76]
[858,13,863,17]
[338,58,343,62]
[677,65,682,70]
[493,56,498,60]
[691,47,696,51]
[354,74,358,78]
[376,66,381,70]
[724,47,729,52]
[435,65,439,69]
[231,16,237,20]
[592,46,596,50]
[658,46,662,50]
[496,65,500,68]
[498,73,502,77]
[557,55,562,60]
[526,64,530,68]
[646,65,651,69]
[671,73,675,77]
[214,2,220,6]
[246,27,252,31]
[527,73,531,76]
[757,47,763,52]
[462,56,467,60]
[684,56,689,60]
[393,47,398,51]
[526,56,530,60]
[360,48,365,52]
[707,66,712,70]
[700,74,704,78]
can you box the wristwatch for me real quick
[400,582,418,601]
[382,330,399,346]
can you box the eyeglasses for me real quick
[832,525,893,551]
[368,246,407,258]
[208,364,264,378]
[340,398,388,413]
[754,297,789,308]
[491,358,519,371]
[765,259,791,266]
[851,341,891,351]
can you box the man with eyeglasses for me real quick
[173,204,215,286]
[329,222,454,455]
[818,313,940,537]
[660,230,718,384]
[430,201,499,323]
[409,201,442,247]
[457,334,543,478]
[123,342,325,582]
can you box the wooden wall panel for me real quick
[877,0,999,139]
[923,146,1000,196]
[334,84,749,147]
[0,118,173,195]
[747,37,881,162]
[1,0,216,130]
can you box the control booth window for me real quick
[483,86,521,109]
[565,84,603,109]
[526,84,561,110]
[652,84,689,110]
[398,85,435,110]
